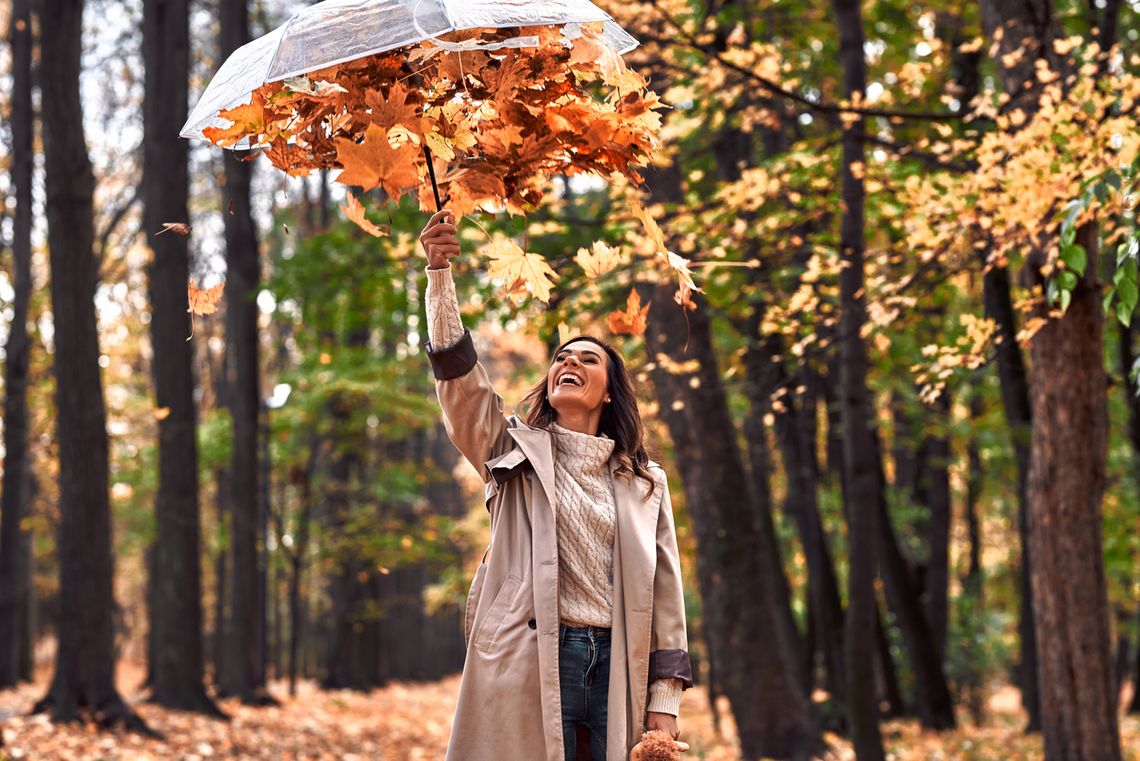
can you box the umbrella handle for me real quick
[422,143,443,211]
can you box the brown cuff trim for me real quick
[425,329,477,380]
[649,649,693,689]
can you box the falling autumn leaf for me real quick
[483,235,558,303]
[629,199,701,309]
[339,192,389,237]
[157,222,191,236]
[188,279,224,316]
[575,241,623,279]
[152,407,171,421]
[607,288,650,336]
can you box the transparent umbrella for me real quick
[180,0,638,144]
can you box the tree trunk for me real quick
[920,397,951,662]
[873,601,905,718]
[35,0,145,730]
[829,0,886,756]
[981,259,1040,729]
[1122,317,1140,715]
[1024,228,1120,759]
[217,0,267,703]
[142,0,218,715]
[0,0,36,689]
[875,465,956,728]
[749,329,846,709]
[739,333,809,695]
[980,0,1122,754]
[641,279,821,760]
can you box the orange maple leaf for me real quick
[188,279,224,315]
[339,192,389,237]
[364,81,427,134]
[608,288,650,336]
[203,97,265,148]
[334,123,421,197]
[444,170,507,217]
[263,138,313,177]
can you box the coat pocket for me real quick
[464,559,489,649]
[473,574,522,654]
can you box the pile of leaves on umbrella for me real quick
[203,22,664,226]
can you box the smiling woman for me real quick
[417,209,692,761]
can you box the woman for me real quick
[420,209,692,761]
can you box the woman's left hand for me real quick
[646,711,680,740]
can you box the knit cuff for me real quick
[425,264,466,351]
[646,678,682,716]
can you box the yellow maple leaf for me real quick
[629,198,701,308]
[575,241,623,278]
[483,235,558,303]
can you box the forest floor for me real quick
[1,662,1138,760]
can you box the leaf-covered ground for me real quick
[2,664,1138,760]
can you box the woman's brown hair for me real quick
[519,335,656,498]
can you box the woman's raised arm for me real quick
[420,210,514,480]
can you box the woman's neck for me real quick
[554,408,602,437]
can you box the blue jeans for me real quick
[559,624,610,761]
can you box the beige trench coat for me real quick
[427,331,692,761]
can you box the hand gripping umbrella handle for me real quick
[422,142,443,211]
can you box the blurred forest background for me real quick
[1,0,1140,759]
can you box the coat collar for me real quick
[505,419,658,523]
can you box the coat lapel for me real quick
[612,466,659,614]
[508,425,558,517]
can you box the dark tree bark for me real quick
[641,279,821,760]
[0,0,36,689]
[748,329,846,709]
[217,0,267,703]
[142,0,219,715]
[829,0,886,756]
[920,397,951,662]
[965,393,984,593]
[872,601,905,718]
[1123,318,1140,715]
[286,439,319,696]
[34,0,145,730]
[981,1,1122,756]
[875,465,956,729]
[1024,228,1120,759]
[981,259,1039,729]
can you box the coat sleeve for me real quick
[425,329,515,485]
[648,470,694,690]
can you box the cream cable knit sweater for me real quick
[425,264,682,716]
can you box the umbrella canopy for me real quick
[181,0,638,143]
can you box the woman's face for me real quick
[547,340,610,414]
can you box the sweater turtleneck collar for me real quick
[549,421,615,473]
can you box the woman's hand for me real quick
[420,209,459,270]
[646,712,681,741]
